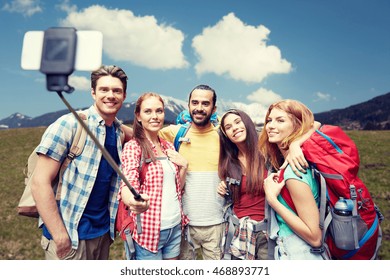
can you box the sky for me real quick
[0,0,389,121]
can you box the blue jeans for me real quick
[275,234,324,260]
[135,223,181,260]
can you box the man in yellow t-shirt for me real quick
[158,85,224,260]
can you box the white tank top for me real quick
[160,158,181,230]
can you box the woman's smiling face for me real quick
[265,108,294,146]
[223,113,247,144]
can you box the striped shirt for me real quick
[119,138,189,253]
[36,105,123,249]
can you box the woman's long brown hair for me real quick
[218,109,265,202]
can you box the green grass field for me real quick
[0,127,389,260]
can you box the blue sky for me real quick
[1,0,389,120]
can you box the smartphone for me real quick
[21,29,103,72]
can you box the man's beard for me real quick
[190,110,211,127]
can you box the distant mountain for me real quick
[1,92,389,130]
[0,113,33,129]
[0,109,85,129]
[314,92,390,130]
[0,95,267,129]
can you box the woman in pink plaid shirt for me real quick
[119,92,189,260]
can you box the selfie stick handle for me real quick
[56,91,142,201]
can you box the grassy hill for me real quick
[0,127,389,260]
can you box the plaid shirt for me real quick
[36,105,123,249]
[119,138,189,253]
[230,217,263,260]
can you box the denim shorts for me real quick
[135,223,181,260]
[275,234,323,260]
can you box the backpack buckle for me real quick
[224,177,241,202]
[67,152,76,160]
[310,247,325,254]
[349,185,357,200]
[178,137,190,144]
[226,177,241,186]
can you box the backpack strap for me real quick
[55,111,88,201]
[174,123,191,151]
[368,212,383,260]
[124,227,136,260]
[264,167,284,259]
[222,205,239,260]
[310,169,331,259]
[119,126,125,145]
[221,177,241,260]
[265,199,278,259]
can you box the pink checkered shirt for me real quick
[119,137,189,253]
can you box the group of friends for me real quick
[30,64,324,260]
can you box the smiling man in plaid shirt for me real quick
[31,65,132,260]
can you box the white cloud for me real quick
[56,0,77,14]
[314,91,334,102]
[69,75,90,91]
[2,0,42,17]
[216,87,283,124]
[60,5,189,70]
[232,102,268,124]
[217,99,268,124]
[247,87,283,107]
[192,13,292,83]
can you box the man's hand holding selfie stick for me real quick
[21,27,149,221]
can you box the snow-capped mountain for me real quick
[0,113,33,129]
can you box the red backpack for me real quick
[280,125,383,260]
[115,155,149,241]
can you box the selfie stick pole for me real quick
[56,90,142,201]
